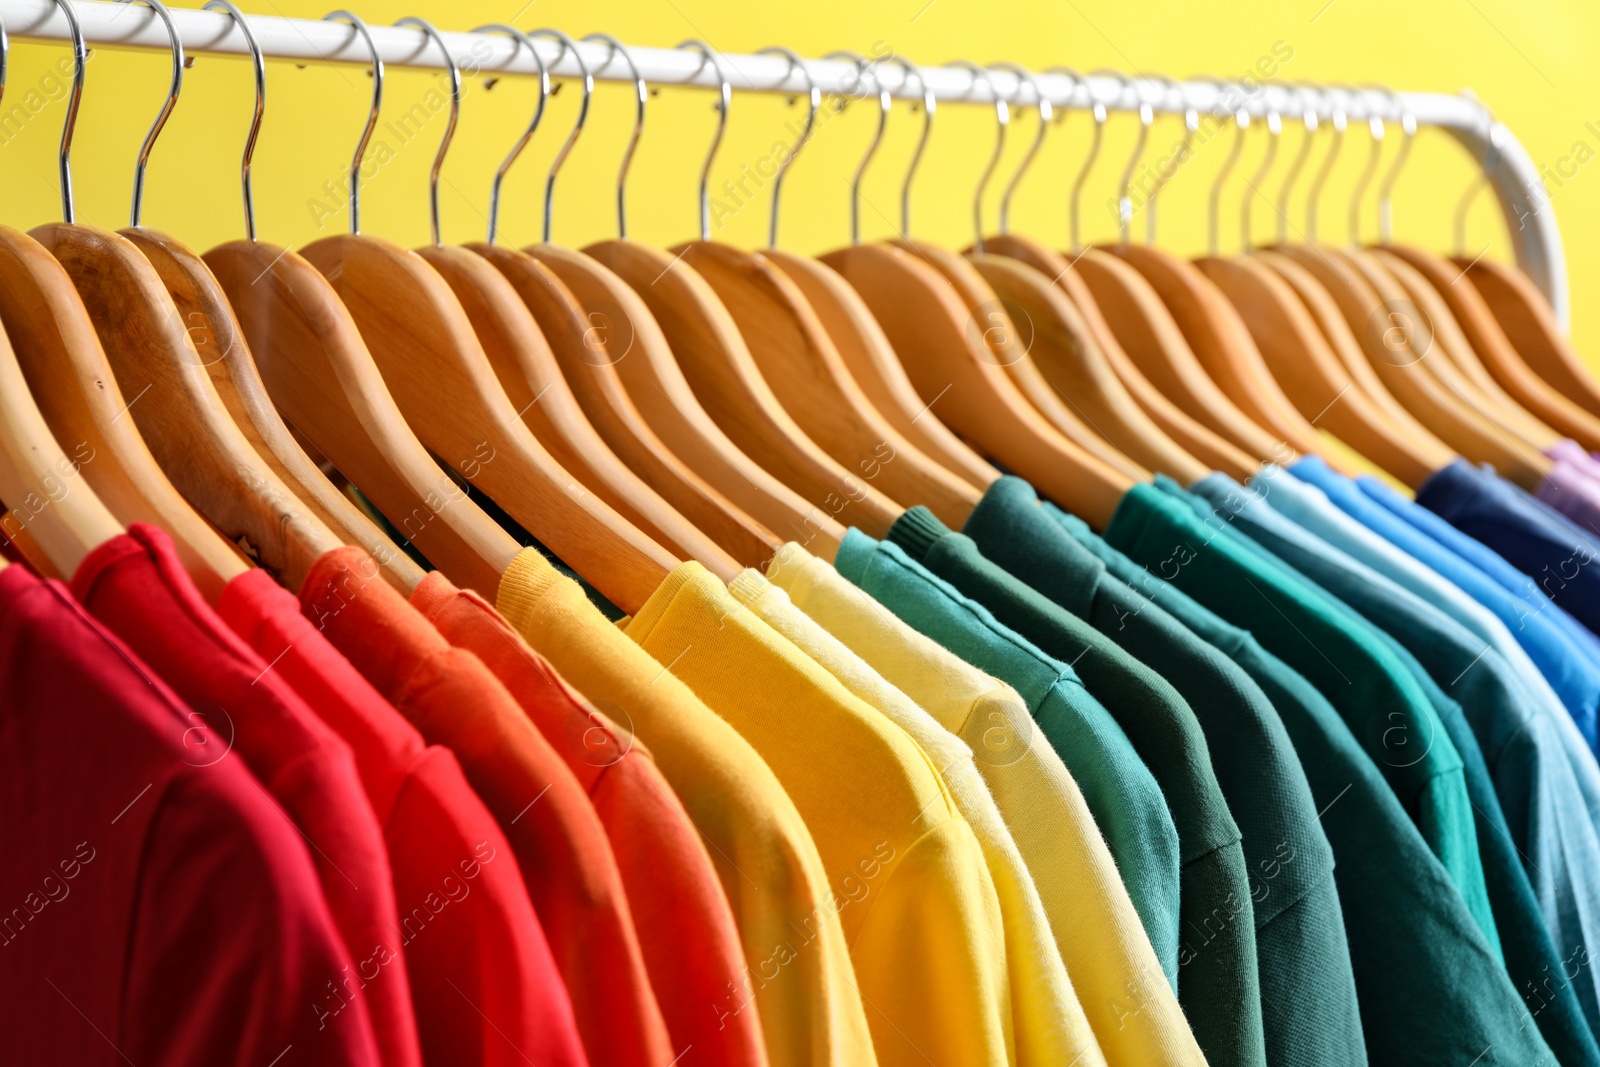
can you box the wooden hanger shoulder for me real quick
[1384,245,1600,451]
[297,233,680,611]
[470,241,780,566]
[764,248,999,490]
[1200,252,1453,487]
[528,241,841,556]
[1108,244,1324,455]
[132,230,424,593]
[678,240,980,527]
[983,233,1256,479]
[1343,247,1554,454]
[1366,248,1558,449]
[889,238,1145,480]
[586,238,901,538]
[1274,243,1549,488]
[0,310,122,578]
[416,242,734,577]
[822,241,1132,529]
[969,252,1206,484]
[1454,258,1600,419]
[1073,247,1284,462]
[0,225,245,600]
[206,238,524,597]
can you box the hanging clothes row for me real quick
[4,2,1600,1066]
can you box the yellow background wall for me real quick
[2,0,1597,362]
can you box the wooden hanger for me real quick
[764,249,1000,489]
[594,237,903,535]
[685,241,982,526]
[668,50,979,526]
[0,224,247,601]
[1272,243,1550,488]
[823,241,1132,528]
[127,229,425,593]
[892,238,1147,481]
[1367,248,1560,448]
[528,243,845,555]
[207,237,530,596]
[969,251,1209,483]
[0,309,123,579]
[981,236,1257,480]
[1455,258,1600,419]
[1389,247,1600,449]
[418,27,738,574]
[471,241,781,564]
[1201,253,1453,487]
[1110,244,1328,456]
[40,218,347,593]
[288,17,680,611]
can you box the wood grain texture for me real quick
[207,238,520,597]
[0,224,244,602]
[474,241,781,566]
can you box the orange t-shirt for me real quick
[303,548,672,1067]
[412,572,769,1067]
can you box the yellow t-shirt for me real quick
[767,544,1209,1067]
[728,569,1108,1067]
[626,561,1014,1067]
[495,549,877,1067]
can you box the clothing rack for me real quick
[0,0,1568,326]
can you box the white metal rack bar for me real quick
[0,0,1568,326]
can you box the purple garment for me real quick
[1538,445,1600,537]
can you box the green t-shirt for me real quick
[1059,506,1600,1067]
[964,477,1361,1067]
[1101,483,1556,1065]
[830,530,1184,987]
[884,508,1264,1067]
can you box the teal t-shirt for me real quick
[1060,507,1600,1067]
[1095,483,1557,1065]
[883,508,1265,1067]
[965,477,1362,1067]
[831,529,1184,986]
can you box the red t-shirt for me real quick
[412,572,770,1067]
[225,553,588,1067]
[305,550,674,1067]
[0,562,380,1065]
[68,526,415,1061]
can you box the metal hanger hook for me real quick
[116,0,183,228]
[51,0,86,223]
[1096,69,1152,245]
[1337,82,1383,244]
[949,60,1006,254]
[825,50,890,246]
[1455,99,1504,256]
[677,40,729,242]
[1054,66,1103,252]
[1193,77,1248,256]
[321,10,381,235]
[1140,72,1197,245]
[1370,83,1415,243]
[1277,82,1322,243]
[583,33,644,240]
[757,46,819,249]
[1305,82,1348,241]
[882,56,932,238]
[203,1,263,240]
[393,18,458,247]
[1240,90,1282,252]
[988,62,1050,236]
[529,29,592,245]
[473,24,546,245]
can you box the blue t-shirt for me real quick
[1416,459,1600,637]
[1293,455,1600,746]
